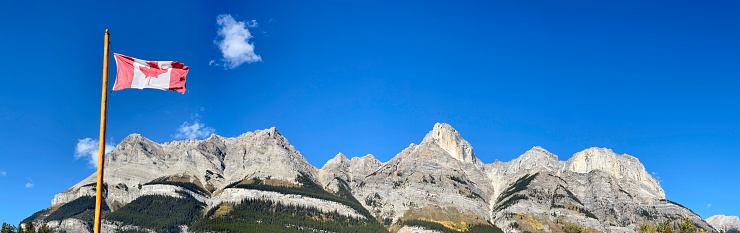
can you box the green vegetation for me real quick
[558,185,582,205]
[563,223,590,233]
[1,222,49,233]
[191,174,387,232]
[660,199,700,216]
[641,222,657,233]
[1,223,17,233]
[641,218,708,233]
[191,198,388,233]
[19,196,110,224]
[45,196,109,222]
[106,191,204,233]
[497,173,539,203]
[494,194,529,212]
[399,219,504,233]
[226,174,375,219]
[145,180,210,196]
[117,230,149,233]
[449,175,469,185]
[492,173,540,212]
[18,209,46,226]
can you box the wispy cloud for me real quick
[75,138,115,168]
[246,19,259,28]
[1,170,6,176]
[25,178,33,189]
[707,204,712,208]
[213,14,261,69]
[173,120,215,140]
[651,172,664,183]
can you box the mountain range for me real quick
[22,123,721,233]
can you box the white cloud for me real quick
[651,172,663,183]
[707,204,712,208]
[25,182,33,189]
[1,170,6,176]
[75,138,115,168]
[214,14,261,69]
[208,60,216,66]
[247,19,259,28]
[173,120,215,140]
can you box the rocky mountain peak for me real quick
[565,147,664,199]
[107,133,164,166]
[121,133,145,142]
[566,147,638,177]
[420,123,476,163]
[707,215,740,233]
[500,146,562,176]
[351,154,380,164]
[526,146,557,159]
[322,153,350,170]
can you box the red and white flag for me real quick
[112,53,188,94]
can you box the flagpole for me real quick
[93,29,111,233]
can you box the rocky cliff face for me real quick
[318,153,382,193]
[52,127,320,209]
[352,123,494,227]
[707,215,740,233]
[27,123,717,233]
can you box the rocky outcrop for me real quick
[707,215,740,233]
[31,123,715,233]
[319,153,382,193]
[353,123,495,224]
[209,188,366,219]
[52,128,320,210]
[564,147,664,201]
[420,123,479,165]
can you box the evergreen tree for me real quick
[22,222,34,233]
[641,223,657,233]
[679,217,696,233]
[658,220,675,233]
[1,223,17,233]
[36,224,48,233]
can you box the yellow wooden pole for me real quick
[93,29,110,233]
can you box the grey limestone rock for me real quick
[707,215,740,233]
[35,123,719,233]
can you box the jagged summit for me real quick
[318,152,383,193]
[34,123,713,233]
[322,152,350,170]
[420,122,477,164]
[565,147,664,199]
[350,154,379,163]
[496,146,562,176]
[526,146,557,159]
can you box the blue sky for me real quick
[1,0,738,226]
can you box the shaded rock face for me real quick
[353,123,494,224]
[347,123,711,232]
[52,128,319,209]
[564,148,664,201]
[319,153,382,193]
[34,123,716,233]
[707,215,740,233]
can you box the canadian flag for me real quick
[112,53,188,94]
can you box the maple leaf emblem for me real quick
[138,61,168,86]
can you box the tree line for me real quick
[1,222,50,233]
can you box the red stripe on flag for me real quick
[112,54,135,91]
[169,62,188,94]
